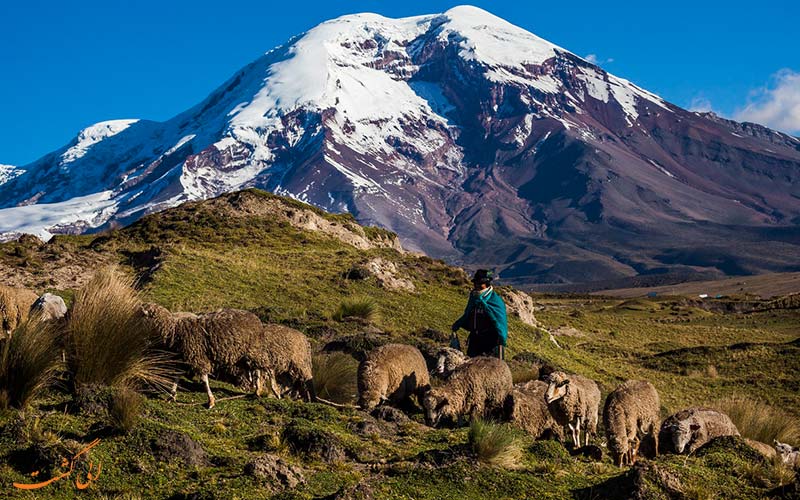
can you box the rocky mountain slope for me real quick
[1,5,799,285]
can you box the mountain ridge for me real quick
[1,5,798,285]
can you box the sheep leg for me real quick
[266,370,282,399]
[568,423,577,449]
[170,381,178,401]
[254,370,264,397]
[202,374,216,409]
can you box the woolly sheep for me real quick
[506,380,564,440]
[258,323,315,401]
[0,285,38,335]
[423,356,512,427]
[659,407,739,454]
[357,343,431,410]
[545,371,601,447]
[744,439,777,460]
[603,380,661,466]
[30,293,68,322]
[141,303,274,408]
[435,347,468,376]
[774,441,799,468]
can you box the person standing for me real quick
[451,269,508,359]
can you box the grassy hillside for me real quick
[0,189,798,499]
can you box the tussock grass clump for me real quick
[110,386,145,433]
[332,297,378,322]
[468,418,523,469]
[713,396,800,446]
[312,352,358,404]
[0,318,63,410]
[66,266,174,392]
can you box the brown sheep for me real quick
[258,323,315,401]
[745,439,778,460]
[603,380,661,467]
[506,380,564,440]
[357,343,430,410]
[659,407,739,454]
[141,303,273,408]
[545,371,601,447]
[423,356,512,427]
[0,285,38,335]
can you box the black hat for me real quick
[471,269,494,284]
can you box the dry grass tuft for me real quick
[332,297,378,322]
[110,386,145,434]
[0,317,63,410]
[312,352,358,404]
[713,395,800,446]
[66,266,175,392]
[468,418,523,469]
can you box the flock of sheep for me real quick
[2,284,799,470]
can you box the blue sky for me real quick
[1,0,798,166]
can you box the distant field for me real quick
[595,272,800,299]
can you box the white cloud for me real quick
[689,96,714,113]
[584,54,613,66]
[734,69,800,134]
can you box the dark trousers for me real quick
[467,331,502,358]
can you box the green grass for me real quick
[0,189,798,498]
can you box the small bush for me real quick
[713,396,800,446]
[65,267,174,392]
[332,297,378,322]
[468,418,523,469]
[312,352,358,404]
[110,386,144,433]
[0,318,63,410]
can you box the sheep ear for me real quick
[690,423,700,431]
[436,398,449,410]
[557,379,570,388]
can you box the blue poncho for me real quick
[453,287,508,346]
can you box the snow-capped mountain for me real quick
[1,5,799,284]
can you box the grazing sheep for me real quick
[659,408,739,454]
[603,380,661,466]
[30,293,68,322]
[435,347,468,376]
[745,439,777,460]
[141,303,273,408]
[258,323,315,401]
[0,285,38,335]
[423,356,512,427]
[357,343,431,410]
[775,441,799,468]
[506,380,564,440]
[545,371,601,448]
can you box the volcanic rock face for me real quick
[1,5,799,284]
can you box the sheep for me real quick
[506,380,564,440]
[745,439,777,460]
[257,323,315,401]
[140,303,274,409]
[545,371,601,448]
[423,356,512,427]
[659,407,739,454]
[774,441,799,468]
[30,293,68,322]
[357,343,431,410]
[0,285,38,335]
[435,346,468,377]
[603,380,661,467]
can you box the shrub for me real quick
[713,396,800,446]
[332,297,378,322]
[110,386,144,433]
[0,318,63,410]
[65,267,174,392]
[312,352,358,404]
[468,418,523,469]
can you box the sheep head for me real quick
[435,348,466,375]
[423,388,452,427]
[774,440,795,460]
[545,372,570,404]
[139,302,176,343]
[671,420,701,454]
[607,435,629,467]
